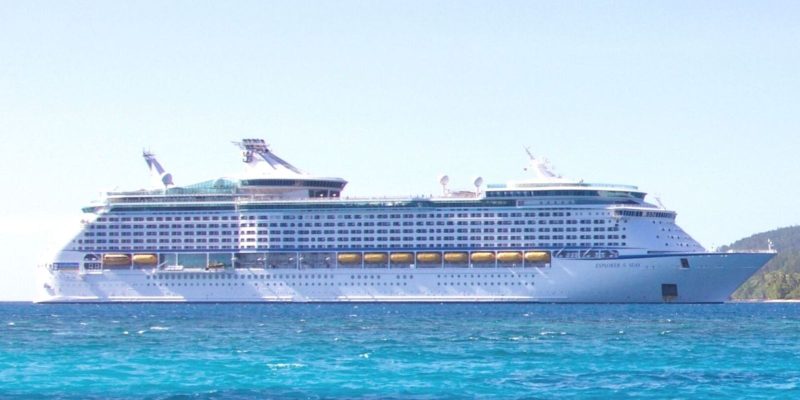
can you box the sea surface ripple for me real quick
[1,303,799,399]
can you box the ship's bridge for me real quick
[481,150,648,204]
[484,183,647,205]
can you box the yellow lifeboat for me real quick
[444,252,468,263]
[132,254,158,265]
[470,252,495,263]
[102,254,131,266]
[337,253,362,264]
[496,252,523,263]
[364,253,388,264]
[416,252,442,264]
[390,253,414,263]
[524,251,551,263]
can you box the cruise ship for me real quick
[38,139,774,303]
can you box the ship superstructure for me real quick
[39,139,774,303]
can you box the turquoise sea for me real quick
[1,303,799,399]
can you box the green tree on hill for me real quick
[720,225,800,299]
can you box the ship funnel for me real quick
[142,150,174,189]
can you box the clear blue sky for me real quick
[1,1,799,300]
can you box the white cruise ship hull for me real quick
[37,252,773,303]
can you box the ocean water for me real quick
[1,303,799,399]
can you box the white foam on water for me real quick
[267,362,305,370]
[149,326,170,331]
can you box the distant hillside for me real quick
[719,226,800,299]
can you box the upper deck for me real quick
[84,139,653,214]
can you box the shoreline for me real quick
[3,299,800,304]
[731,299,800,303]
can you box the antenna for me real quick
[439,175,450,195]
[473,176,483,195]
